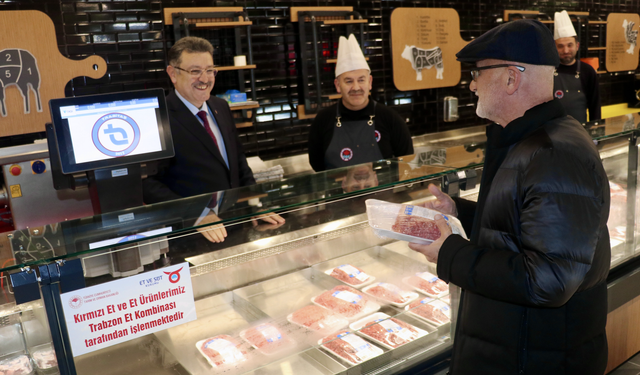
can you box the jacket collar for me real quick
[487,99,566,149]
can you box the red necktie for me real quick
[197,110,219,149]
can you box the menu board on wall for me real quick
[390,8,468,91]
[606,13,640,72]
[0,11,106,137]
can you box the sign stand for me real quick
[10,259,85,375]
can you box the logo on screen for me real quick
[117,234,146,243]
[92,113,141,157]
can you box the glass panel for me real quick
[4,113,640,375]
[63,173,460,375]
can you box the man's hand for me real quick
[423,184,458,217]
[251,212,286,231]
[408,214,452,263]
[196,212,227,243]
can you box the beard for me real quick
[560,53,577,65]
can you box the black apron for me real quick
[324,101,384,169]
[554,61,588,123]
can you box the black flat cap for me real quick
[456,19,560,66]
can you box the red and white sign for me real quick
[60,262,196,357]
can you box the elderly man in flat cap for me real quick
[409,20,610,375]
[307,34,413,172]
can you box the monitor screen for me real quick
[50,89,174,174]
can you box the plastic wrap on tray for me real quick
[406,299,451,326]
[366,199,466,244]
[362,282,418,307]
[313,285,369,318]
[31,345,57,370]
[327,264,373,286]
[240,323,293,355]
[0,354,33,375]
[287,305,348,333]
[403,271,449,297]
[320,330,383,365]
[196,335,247,367]
[357,316,422,348]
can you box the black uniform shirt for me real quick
[556,61,601,121]
[307,100,414,172]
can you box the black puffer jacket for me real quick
[438,100,610,375]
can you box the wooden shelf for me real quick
[297,105,317,120]
[326,57,369,63]
[323,19,368,25]
[194,21,252,28]
[323,94,342,100]
[588,47,607,51]
[163,7,246,25]
[597,70,608,74]
[290,6,354,22]
[504,9,588,22]
[590,21,607,24]
[235,122,253,128]
[230,103,260,111]
[215,64,256,71]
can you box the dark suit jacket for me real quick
[142,90,255,204]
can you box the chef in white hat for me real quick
[307,34,413,172]
[553,10,601,123]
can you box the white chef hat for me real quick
[335,34,370,78]
[554,10,577,40]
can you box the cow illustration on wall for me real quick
[623,19,638,55]
[0,49,42,117]
[401,45,444,81]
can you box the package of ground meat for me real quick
[403,271,449,298]
[0,354,33,375]
[350,313,427,349]
[319,330,384,365]
[287,305,348,334]
[31,344,57,370]
[239,323,294,355]
[361,282,418,307]
[195,335,248,368]
[325,264,375,288]
[312,285,379,320]
[366,199,466,245]
[405,299,451,326]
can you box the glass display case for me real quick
[1,113,640,375]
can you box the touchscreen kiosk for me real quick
[48,89,174,214]
[49,88,173,174]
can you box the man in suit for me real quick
[144,37,283,241]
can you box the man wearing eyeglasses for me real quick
[143,37,284,240]
[408,20,610,375]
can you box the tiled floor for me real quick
[609,352,640,375]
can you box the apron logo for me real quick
[555,90,564,99]
[340,148,353,161]
[374,130,381,142]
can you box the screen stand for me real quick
[87,163,143,214]
[87,163,145,276]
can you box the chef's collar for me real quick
[338,99,375,121]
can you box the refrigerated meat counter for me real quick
[0,113,640,375]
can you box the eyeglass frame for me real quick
[470,64,526,81]
[173,66,219,78]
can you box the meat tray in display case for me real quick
[1,114,640,374]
